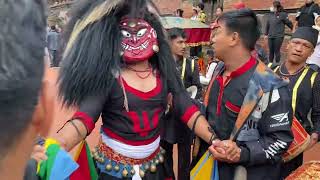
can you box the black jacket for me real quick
[296,2,320,27]
[193,61,293,180]
[162,57,202,144]
[265,12,293,38]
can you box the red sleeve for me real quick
[71,95,106,135]
[72,111,95,135]
[173,91,199,124]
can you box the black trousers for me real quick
[268,37,284,63]
[161,140,192,180]
[280,153,303,179]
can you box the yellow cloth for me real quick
[198,11,206,23]
[191,150,215,180]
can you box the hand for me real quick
[307,133,318,150]
[31,145,47,163]
[209,140,241,163]
[209,140,227,161]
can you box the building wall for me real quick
[224,0,320,11]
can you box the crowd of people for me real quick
[1,0,320,180]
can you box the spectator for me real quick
[197,3,207,23]
[175,8,184,17]
[200,50,218,85]
[47,25,60,67]
[0,0,49,179]
[307,15,320,71]
[191,8,198,20]
[294,0,320,30]
[190,3,207,58]
[265,0,293,64]
[211,6,223,29]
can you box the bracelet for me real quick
[69,120,84,139]
[192,113,202,133]
[208,127,218,144]
[57,119,85,140]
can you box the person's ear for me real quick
[229,32,240,47]
[31,63,55,137]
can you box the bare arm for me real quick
[54,95,106,151]
[53,120,88,151]
[187,112,213,143]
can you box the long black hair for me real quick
[59,0,183,107]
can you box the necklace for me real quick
[279,63,306,76]
[126,65,152,79]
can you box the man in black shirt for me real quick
[294,0,320,30]
[161,28,201,180]
[271,27,320,178]
[193,9,293,180]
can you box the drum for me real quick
[286,161,320,180]
[282,117,310,162]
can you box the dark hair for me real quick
[50,25,56,30]
[206,49,214,57]
[168,28,187,40]
[176,9,184,17]
[217,6,223,12]
[193,9,198,14]
[273,1,284,12]
[0,0,46,157]
[198,3,204,10]
[59,0,184,106]
[217,8,261,51]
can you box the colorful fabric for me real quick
[70,141,98,180]
[190,151,219,180]
[37,138,78,180]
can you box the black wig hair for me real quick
[59,0,184,107]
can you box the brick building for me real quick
[224,0,320,11]
[223,0,320,61]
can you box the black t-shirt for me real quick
[296,2,320,27]
[76,73,198,145]
[275,65,320,135]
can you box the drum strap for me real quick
[292,67,309,113]
[181,57,186,82]
[181,57,195,82]
[273,66,280,72]
[311,71,318,88]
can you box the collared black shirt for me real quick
[275,65,320,135]
[296,2,320,27]
[176,57,202,96]
[207,57,257,140]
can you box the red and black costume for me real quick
[74,74,197,145]
[57,0,199,179]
